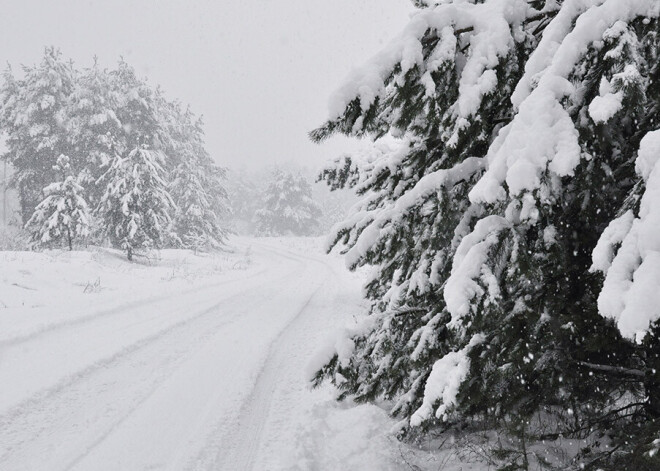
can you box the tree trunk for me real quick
[67,227,72,251]
[648,381,660,418]
[644,326,660,418]
[127,246,133,261]
[646,355,660,418]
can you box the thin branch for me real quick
[455,10,557,53]
[577,361,646,379]
[580,443,624,469]
[537,402,645,441]
[391,306,428,317]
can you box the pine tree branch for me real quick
[456,10,557,52]
[392,306,428,317]
[577,361,646,378]
[538,402,646,440]
[580,442,624,469]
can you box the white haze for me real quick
[0,0,413,171]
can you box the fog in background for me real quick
[0,0,412,171]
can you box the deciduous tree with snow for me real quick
[311,0,660,468]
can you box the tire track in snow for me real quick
[0,292,242,459]
[0,281,251,414]
[0,241,339,470]
[0,252,307,471]
[0,257,302,428]
[205,256,332,470]
[0,244,307,413]
[59,296,260,471]
[63,244,326,471]
[0,266,269,349]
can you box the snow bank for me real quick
[287,399,400,471]
[0,244,256,343]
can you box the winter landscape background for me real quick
[2,1,660,470]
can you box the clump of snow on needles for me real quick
[410,334,485,426]
[588,77,624,124]
[444,215,509,326]
[470,0,660,205]
[327,0,529,122]
[592,129,660,341]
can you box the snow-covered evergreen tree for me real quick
[96,147,174,261]
[312,1,660,468]
[0,48,77,223]
[0,51,226,252]
[65,59,123,207]
[255,169,322,236]
[162,102,228,249]
[225,168,262,235]
[1,52,229,252]
[25,154,90,250]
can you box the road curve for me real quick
[0,240,358,471]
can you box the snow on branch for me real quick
[326,0,530,122]
[343,157,484,269]
[593,129,660,341]
[445,215,510,328]
[410,333,485,426]
[471,0,660,206]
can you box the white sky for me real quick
[0,0,413,171]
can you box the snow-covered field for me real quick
[0,237,424,471]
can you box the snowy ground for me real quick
[0,236,431,471]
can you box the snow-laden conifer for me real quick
[1,52,230,252]
[255,170,321,236]
[65,59,123,206]
[25,154,90,250]
[0,48,77,223]
[313,0,660,466]
[96,147,174,261]
[162,102,228,249]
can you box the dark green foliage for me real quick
[311,1,660,468]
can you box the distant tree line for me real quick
[254,169,322,236]
[226,166,355,237]
[0,48,228,259]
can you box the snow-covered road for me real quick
[0,238,400,471]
